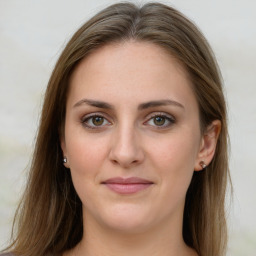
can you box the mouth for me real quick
[101,177,154,194]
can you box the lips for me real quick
[101,177,154,194]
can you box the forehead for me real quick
[68,41,197,111]
[71,40,189,81]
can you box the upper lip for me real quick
[102,177,154,184]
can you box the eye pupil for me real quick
[92,116,104,126]
[154,116,165,126]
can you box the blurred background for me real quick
[0,0,255,255]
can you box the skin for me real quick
[61,41,220,256]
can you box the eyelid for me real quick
[80,111,175,130]
[81,112,112,129]
[145,111,175,120]
[144,112,176,128]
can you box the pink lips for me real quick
[102,177,154,194]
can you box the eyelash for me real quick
[81,113,111,129]
[144,113,175,129]
[81,112,175,130]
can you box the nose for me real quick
[109,124,144,168]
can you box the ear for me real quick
[60,133,70,169]
[194,120,221,171]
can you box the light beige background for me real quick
[0,0,255,255]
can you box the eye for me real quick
[145,113,175,128]
[82,114,111,129]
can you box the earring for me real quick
[63,157,67,163]
[200,161,207,170]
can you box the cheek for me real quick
[149,131,200,192]
[65,129,110,181]
[152,132,199,169]
[66,135,110,205]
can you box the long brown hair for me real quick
[5,2,230,256]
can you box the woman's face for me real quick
[62,41,210,234]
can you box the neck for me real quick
[67,210,197,256]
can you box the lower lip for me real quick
[104,183,153,194]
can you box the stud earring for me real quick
[63,157,67,163]
[199,161,207,170]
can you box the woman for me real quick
[2,2,231,256]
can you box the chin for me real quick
[99,204,154,234]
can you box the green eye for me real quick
[153,116,166,126]
[146,113,175,128]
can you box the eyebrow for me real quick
[73,99,184,110]
[138,99,184,110]
[73,99,113,109]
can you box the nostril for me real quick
[110,158,140,169]
[111,159,119,165]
